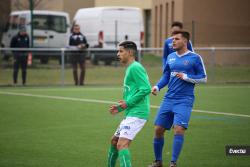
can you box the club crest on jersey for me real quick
[183,60,189,66]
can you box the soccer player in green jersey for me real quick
[108,41,151,167]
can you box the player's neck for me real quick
[126,58,135,66]
[177,47,189,56]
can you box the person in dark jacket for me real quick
[10,25,30,86]
[69,24,89,85]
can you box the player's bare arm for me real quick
[118,100,127,109]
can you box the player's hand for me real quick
[77,44,86,49]
[176,72,184,80]
[109,105,118,115]
[118,100,127,109]
[151,86,158,96]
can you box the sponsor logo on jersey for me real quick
[168,58,176,64]
[122,126,131,130]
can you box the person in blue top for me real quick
[148,31,207,167]
[162,21,193,70]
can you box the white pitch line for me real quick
[150,105,250,118]
[0,91,115,105]
[0,91,250,118]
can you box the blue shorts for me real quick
[154,97,194,130]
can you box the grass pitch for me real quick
[0,85,249,167]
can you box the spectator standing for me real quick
[69,24,88,85]
[10,25,29,86]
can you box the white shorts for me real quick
[114,117,147,140]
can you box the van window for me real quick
[10,15,19,30]
[3,16,11,32]
[19,17,26,25]
[33,15,67,33]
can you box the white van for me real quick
[73,7,144,65]
[1,10,70,63]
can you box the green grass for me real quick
[0,85,250,167]
[0,54,250,86]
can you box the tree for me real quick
[0,0,11,42]
[12,0,43,10]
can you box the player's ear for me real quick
[183,38,188,44]
[128,49,133,56]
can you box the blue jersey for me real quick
[162,37,193,70]
[156,51,207,99]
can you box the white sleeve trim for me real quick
[153,86,160,92]
[183,76,207,84]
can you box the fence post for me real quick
[211,47,216,83]
[138,48,142,63]
[192,20,195,46]
[61,48,65,86]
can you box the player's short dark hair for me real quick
[171,21,183,29]
[172,30,190,41]
[119,41,138,57]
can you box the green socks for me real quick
[108,145,118,167]
[119,148,132,167]
[108,146,132,167]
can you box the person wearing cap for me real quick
[10,25,30,86]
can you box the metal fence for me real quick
[0,47,250,86]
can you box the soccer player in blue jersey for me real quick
[148,31,207,167]
[162,22,193,70]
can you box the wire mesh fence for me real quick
[0,47,249,86]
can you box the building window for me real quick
[154,6,158,47]
[165,2,169,38]
[171,1,175,23]
[160,4,163,47]
[144,9,151,47]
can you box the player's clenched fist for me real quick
[151,86,159,96]
[109,105,118,115]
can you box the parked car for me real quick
[1,10,70,64]
[73,7,144,65]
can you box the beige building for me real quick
[11,0,152,46]
[152,0,250,47]
[10,0,250,47]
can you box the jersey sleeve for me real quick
[27,36,30,48]
[83,35,89,48]
[125,65,151,108]
[187,40,194,52]
[183,55,207,84]
[69,35,73,46]
[10,36,17,48]
[156,63,170,90]
[162,40,169,70]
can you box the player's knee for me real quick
[110,136,118,146]
[174,125,185,135]
[116,142,129,150]
[155,126,165,138]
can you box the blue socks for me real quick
[153,137,164,161]
[171,134,184,162]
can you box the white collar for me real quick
[176,50,191,57]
